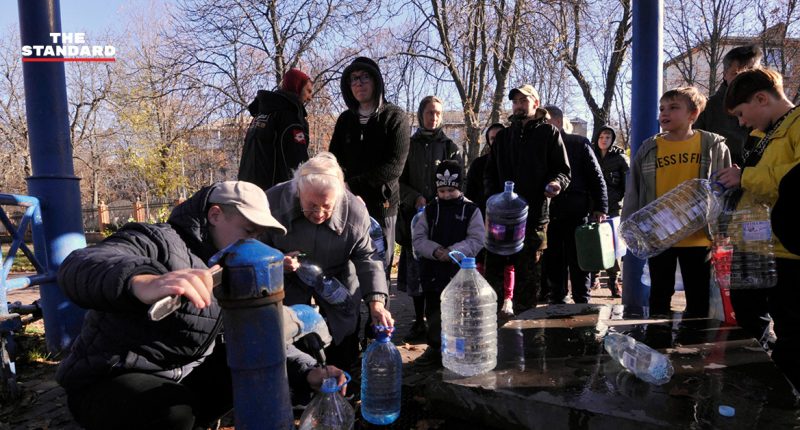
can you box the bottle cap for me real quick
[373,325,394,342]
[718,405,735,417]
[460,257,476,269]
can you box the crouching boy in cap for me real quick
[57,181,345,430]
[411,160,485,368]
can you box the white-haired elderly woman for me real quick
[261,151,393,372]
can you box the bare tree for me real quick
[0,29,30,195]
[539,0,632,138]
[399,0,525,164]
[756,0,800,102]
[665,0,752,94]
[67,59,117,206]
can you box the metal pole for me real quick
[214,239,293,430]
[18,0,87,352]
[623,0,663,315]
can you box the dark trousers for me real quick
[647,246,710,317]
[485,226,547,312]
[729,288,771,341]
[767,258,800,390]
[424,289,443,350]
[544,217,591,303]
[67,344,233,430]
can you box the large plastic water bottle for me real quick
[410,207,425,260]
[369,216,387,264]
[441,252,498,376]
[620,178,722,258]
[298,375,354,430]
[711,193,778,289]
[361,326,402,425]
[604,332,673,385]
[485,181,529,255]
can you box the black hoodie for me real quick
[592,125,629,216]
[56,184,315,393]
[329,57,410,219]
[238,89,310,190]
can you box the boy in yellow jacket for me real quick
[717,67,800,390]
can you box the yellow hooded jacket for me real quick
[740,107,800,259]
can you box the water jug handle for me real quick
[448,250,466,265]
[338,371,351,391]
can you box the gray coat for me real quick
[262,181,388,344]
[622,130,731,225]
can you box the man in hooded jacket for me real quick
[238,68,313,190]
[329,57,410,275]
[56,181,341,429]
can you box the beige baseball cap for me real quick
[508,84,540,101]
[208,181,287,234]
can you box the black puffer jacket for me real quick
[329,57,410,220]
[238,89,310,190]
[56,184,314,392]
[397,128,461,246]
[549,130,608,220]
[484,109,571,227]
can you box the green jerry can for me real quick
[575,222,616,271]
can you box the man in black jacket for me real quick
[330,57,410,275]
[542,106,608,304]
[484,85,571,312]
[238,68,313,190]
[57,181,343,430]
[694,45,762,166]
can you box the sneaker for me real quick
[404,320,427,343]
[413,347,442,369]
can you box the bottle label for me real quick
[622,350,637,370]
[741,221,771,242]
[488,221,526,242]
[443,334,465,359]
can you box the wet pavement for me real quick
[10,272,782,429]
[424,304,799,429]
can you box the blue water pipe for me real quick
[623,0,663,315]
[17,0,87,352]
[212,239,293,430]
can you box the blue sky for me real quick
[1,0,149,35]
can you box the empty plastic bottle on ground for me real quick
[299,376,354,430]
[485,181,528,255]
[710,192,777,289]
[441,253,498,376]
[369,216,386,264]
[361,326,402,425]
[410,207,425,260]
[604,332,673,385]
[620,178,722,259]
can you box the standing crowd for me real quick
[53,47,800,429]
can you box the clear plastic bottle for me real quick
[410,207,425,260]
[361,326,402,425]
[485,181,529,256]
[620,178,722,258]
[711,194,778,289]
[298,376,354,430]
[369,216,386,264]
[604,332,673,385]
[441,254,498,376]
